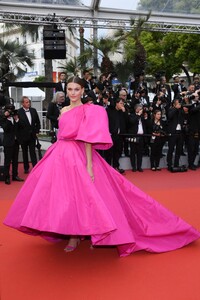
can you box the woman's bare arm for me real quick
[85,143,94,181]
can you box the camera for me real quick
[4,103,18,118]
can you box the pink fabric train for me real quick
[4,103,200,257]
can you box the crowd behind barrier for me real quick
[0,71,200,182]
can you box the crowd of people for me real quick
[4,75,200,257]
[47,71,200,174]
[1,70,200,185]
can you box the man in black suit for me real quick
[193,76,200,91]
[153,76,172,103]
[171,76,187,100]
[0,106,24,184]
[167,99,185,170]
[187,97,200,170]
[105,99,128,174]
[127,104,147,172]
[130,73,148,97]
[18,96,41,174]
[82,70,92,95]
[55,72,67,99]
[87,83,104,105]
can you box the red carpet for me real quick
[1,166,200,300]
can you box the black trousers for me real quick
[167,133,182,168]
[4,140,19,179]
[104,134,123,168]
[21,138,37,171]
[187,135,199,167]
[129,137,144,170]
[150,138,164,168]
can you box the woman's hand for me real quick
[87,165,94,182]
[85,143,94,182]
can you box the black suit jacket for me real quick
[46,102,64,129]
[17,107,41,143]
[167,107,184,134]
[106,107,128,136]
[130,81,148,95]
[82,79,91,94]
[171,83,187,99]
[0,116,19,147]
[128,113,147,135]
[55,81,67,93]
[188,102,200,133]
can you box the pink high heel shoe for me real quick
[64,238,80,252]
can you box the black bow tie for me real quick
[25,110,30,112]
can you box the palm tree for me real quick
[78,37,121,75]
[0,39,34,96]
[114,14,151,77]
[114,60,134,86]
[92,37,121,74]
[59,57,81,76]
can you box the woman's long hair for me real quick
[67,76,85,88]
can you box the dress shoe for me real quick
[5,178,11,185]
[156,167,161,171]
[115,167,125,174]
[132,168,136,172]
[151,167,156,171]
[12,176,24,181]
[24,170,29,174]
[188,165,197,171]
[137,168,144,172]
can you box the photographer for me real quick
[0,105,24,184]
[167,99,185,171]
[127,104,147,172]
[104,99,128,174]
[153,75,172,103]
[148,110,167,171]
[130,73,148,97]
[192,76,200,91]
[171,76,187,100]
[186,91,200,170]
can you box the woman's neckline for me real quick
[61,103,83,114]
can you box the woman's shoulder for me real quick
[60,105,71,114]
[83,103,105,114]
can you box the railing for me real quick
[37,110,51,135]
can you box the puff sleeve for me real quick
[76,104,113,150]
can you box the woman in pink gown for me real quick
[4,76,200,257]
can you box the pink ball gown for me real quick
[4,103,200,257]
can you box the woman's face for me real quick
[67,82,83,103]
[155,111,161,119]
[57,95,65,103]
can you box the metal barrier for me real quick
[37,111,51,135]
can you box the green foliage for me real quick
[122,29,200,81]
[138,0,200,14]
[58,57,80,76]
[114,60,134,85]
[33,76,46,91]
[0,39,34,79]
[92,37,121,57]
